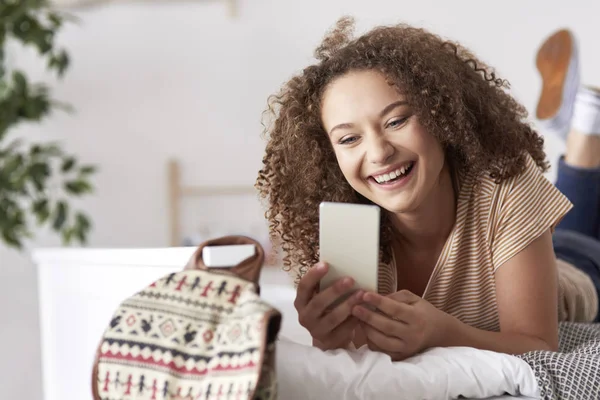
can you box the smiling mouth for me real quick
[371,161,415,185]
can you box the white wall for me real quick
[2,0,599,398]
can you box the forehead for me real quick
[320,70,405,125]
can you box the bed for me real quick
[159,159,599,399]
[37,246,599,400]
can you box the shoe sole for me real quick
[535,29,573,120]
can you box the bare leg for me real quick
[565,129,600,169]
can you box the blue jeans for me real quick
[553,157,600,322]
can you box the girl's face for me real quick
[320,70,447,214]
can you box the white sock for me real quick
[572,87,600,135]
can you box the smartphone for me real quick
[319,202,380,293]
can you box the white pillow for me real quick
[275,340,540,400]
[259,280,539,400]
[260,283,313,345]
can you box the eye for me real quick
[339,136,358,145]
[386,116,409,129]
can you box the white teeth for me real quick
[373,162,413,184]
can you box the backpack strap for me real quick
[185,235,265,284]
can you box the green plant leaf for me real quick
[11,13,53,54]
[28,161,50,191]
[74,212,91,243]
[37,143,63,157]
[75,212,91,230]
[0,47,5,79]
[52,201,68,231]
[1,230,22,249]
[64,179,92,195]
[61,226,74,244]
[0,79,9,100]
[30,144,42,156]
[79,165,96,175]
[21,90,51,120]
[32,198,50,224]
[0,24,5,46]
[0,1,29,23]
[12,71,28,95]
[29,162,50,177]
[48,12,63,29]
[0,196,29,249]
[4,154,25,183]
[49,50,69,77]
[56,50,69,76]
[61,156,75,172]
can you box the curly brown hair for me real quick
[255,16,548,283]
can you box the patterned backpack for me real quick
[91,236,282,400]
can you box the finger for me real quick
[362,292,415,323]
[362,324,406,353]
[360,322,383,352]
[295,262,329,309]
[313,290,364,337]
[303,276,355,317]
[352,305,409,335]
[324,317,360,349]
[387,290,420,304]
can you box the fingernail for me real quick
[354,290,364,300]
[342,277,354,287]
[316,262,327,271]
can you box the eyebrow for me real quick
[328,100,408,136]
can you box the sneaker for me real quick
[535,29,580,141]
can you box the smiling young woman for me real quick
[255,20,599,359]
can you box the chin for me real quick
[381,203,411,215]
[368,197,414,215]
[354,184,418,213]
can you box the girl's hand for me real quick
[295,262,364,350]
[352,290,452,360]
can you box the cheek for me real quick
[413,128,445,173]
[420,147,446,186]
[431,143,446,172]
[333,151,363,183]
[419,149,443,175]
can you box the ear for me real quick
[185,235,265,283]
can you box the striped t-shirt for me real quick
[377,154,598,331]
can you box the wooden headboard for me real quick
[167,158,257,247]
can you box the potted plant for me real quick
[1,0,95,249]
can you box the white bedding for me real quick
[275,340,539,400]
[259,282,540,400]
[30,247,540,400]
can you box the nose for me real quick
[366,132,394,164]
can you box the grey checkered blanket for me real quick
[517,323,600,400]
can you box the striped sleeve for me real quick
[377,260,396,296]
[490,155,573,271]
